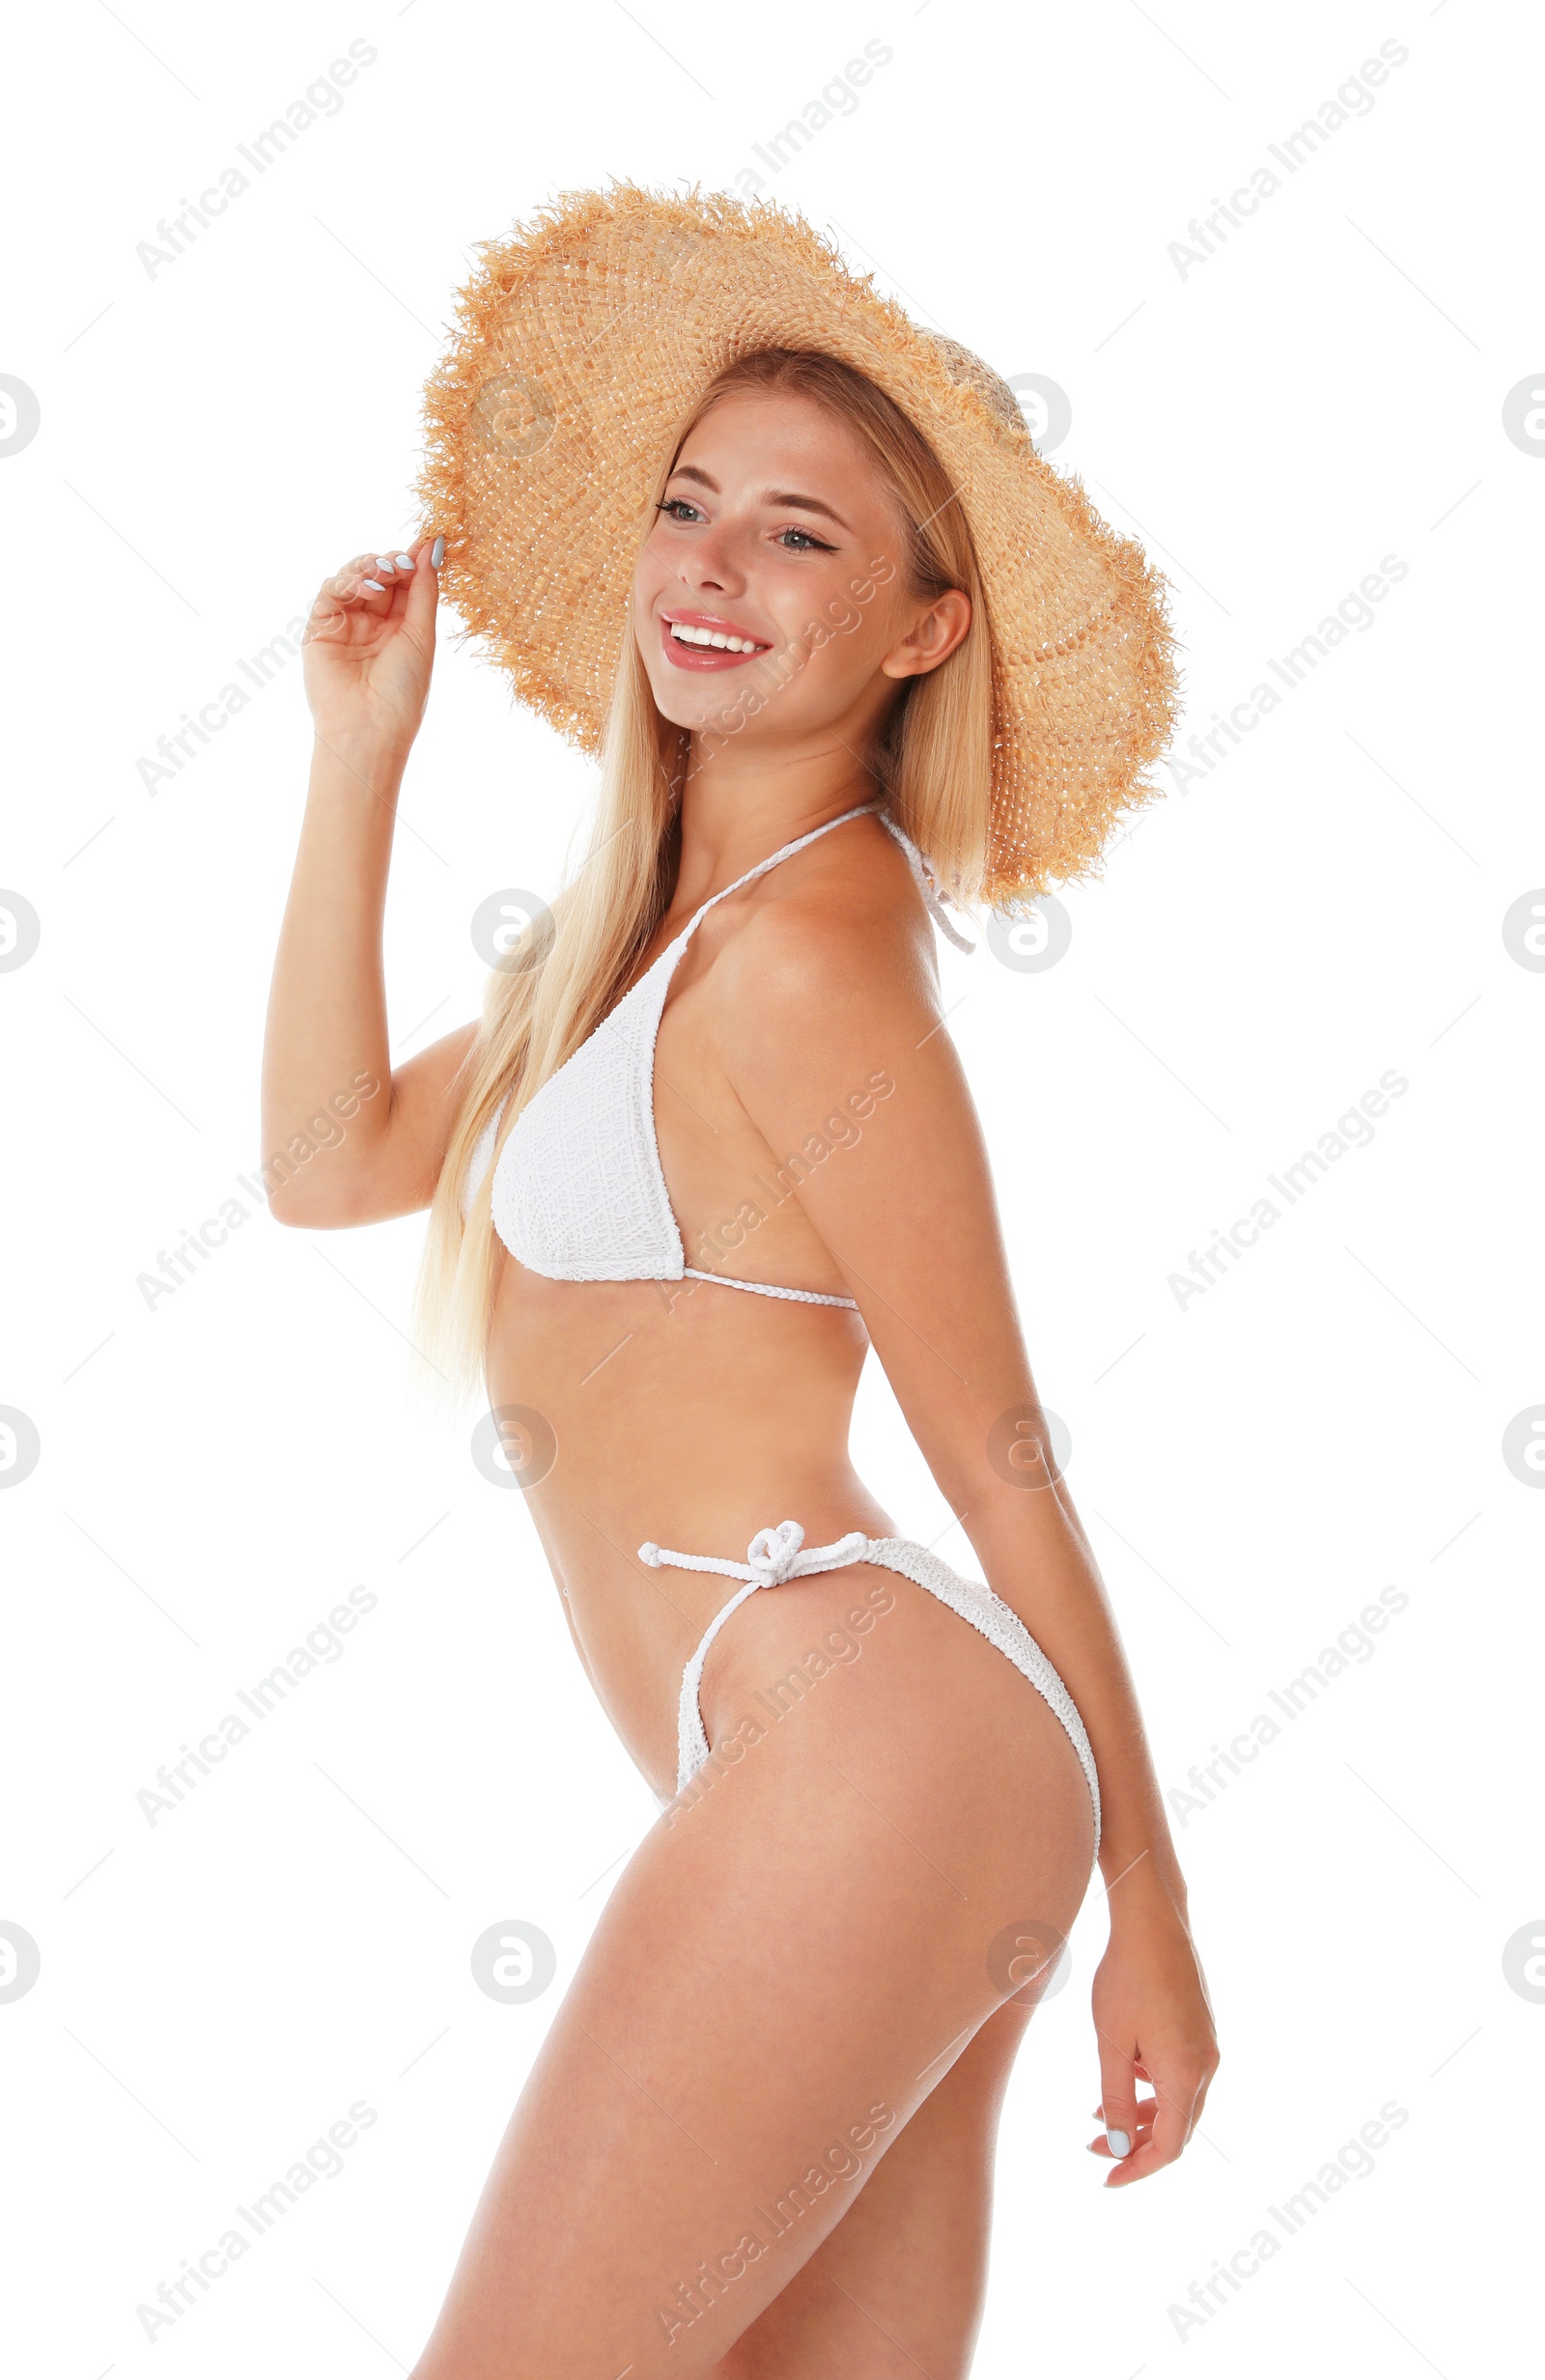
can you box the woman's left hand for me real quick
[1087,1881,1220,2187]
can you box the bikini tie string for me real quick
[875,813,977,955]
[637,1519,873,1586]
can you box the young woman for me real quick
[264,188,1217,2379]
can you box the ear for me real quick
[881,587,972,682]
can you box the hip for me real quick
[665,1527,1101,1853]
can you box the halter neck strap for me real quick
[874,812,977,952]
[682,800,883,937]
[675,797,977,955]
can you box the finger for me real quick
[303,576,355,646]
[1183,2058,1221,2142]
[365,546,423,603]
[1087,2121,1156,2159]
[304,551,392,645]
[1095,2034,1142,2170]
[399,532,441,643]
[359,540,433,616]
[1087,2093,1158,2157]
[322,553,379,598]
[1091,2091,1159,2125]
[326,550,402,606]
[1105,2073,1201,2188]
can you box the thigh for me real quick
[408,1568,1095,2380]
[708,1993,1035,2380]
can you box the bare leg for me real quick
[708,1996,1034,2380]
[408,1567,1096,2380]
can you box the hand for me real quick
[1087,1881,1220,2188]
[301,534,440,747]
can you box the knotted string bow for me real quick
[638,1518,873,1584]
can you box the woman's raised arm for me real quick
[262,536,475,1227]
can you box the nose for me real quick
[675,511,746,596]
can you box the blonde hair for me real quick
[414,347,995,1396]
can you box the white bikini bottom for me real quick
[638,1520,1101,1850]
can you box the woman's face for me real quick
[632,386,970,759]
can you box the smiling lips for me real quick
[660,610,772,671]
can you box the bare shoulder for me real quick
[718,815,940,1049]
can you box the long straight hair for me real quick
[413,347,995,1397]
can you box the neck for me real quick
[672,731,879,908]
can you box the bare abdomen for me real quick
[486,1261,893,1789]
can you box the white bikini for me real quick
[464,803,1101,1842]
[462,800,965,1302]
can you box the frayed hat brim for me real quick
[416,180,1182,903]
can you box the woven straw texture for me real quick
[416,181,1182,903]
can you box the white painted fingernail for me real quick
[375,557,395,574]
[430,534,445,568]
[362,578,385,593]
[393,552,414,570]
[1106,2127,1132,2158]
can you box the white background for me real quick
[3,2,1539,2373]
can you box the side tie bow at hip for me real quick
[638,1519,873,1585]
[656,1521,878,1792]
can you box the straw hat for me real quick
[416,182,1180,905]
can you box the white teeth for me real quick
[670,622,760,652]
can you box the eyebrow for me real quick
[667,462,851,531]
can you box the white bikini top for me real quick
[461,800,972,1308]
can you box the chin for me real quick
[647,680,723,734]
[638,657,746,738]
